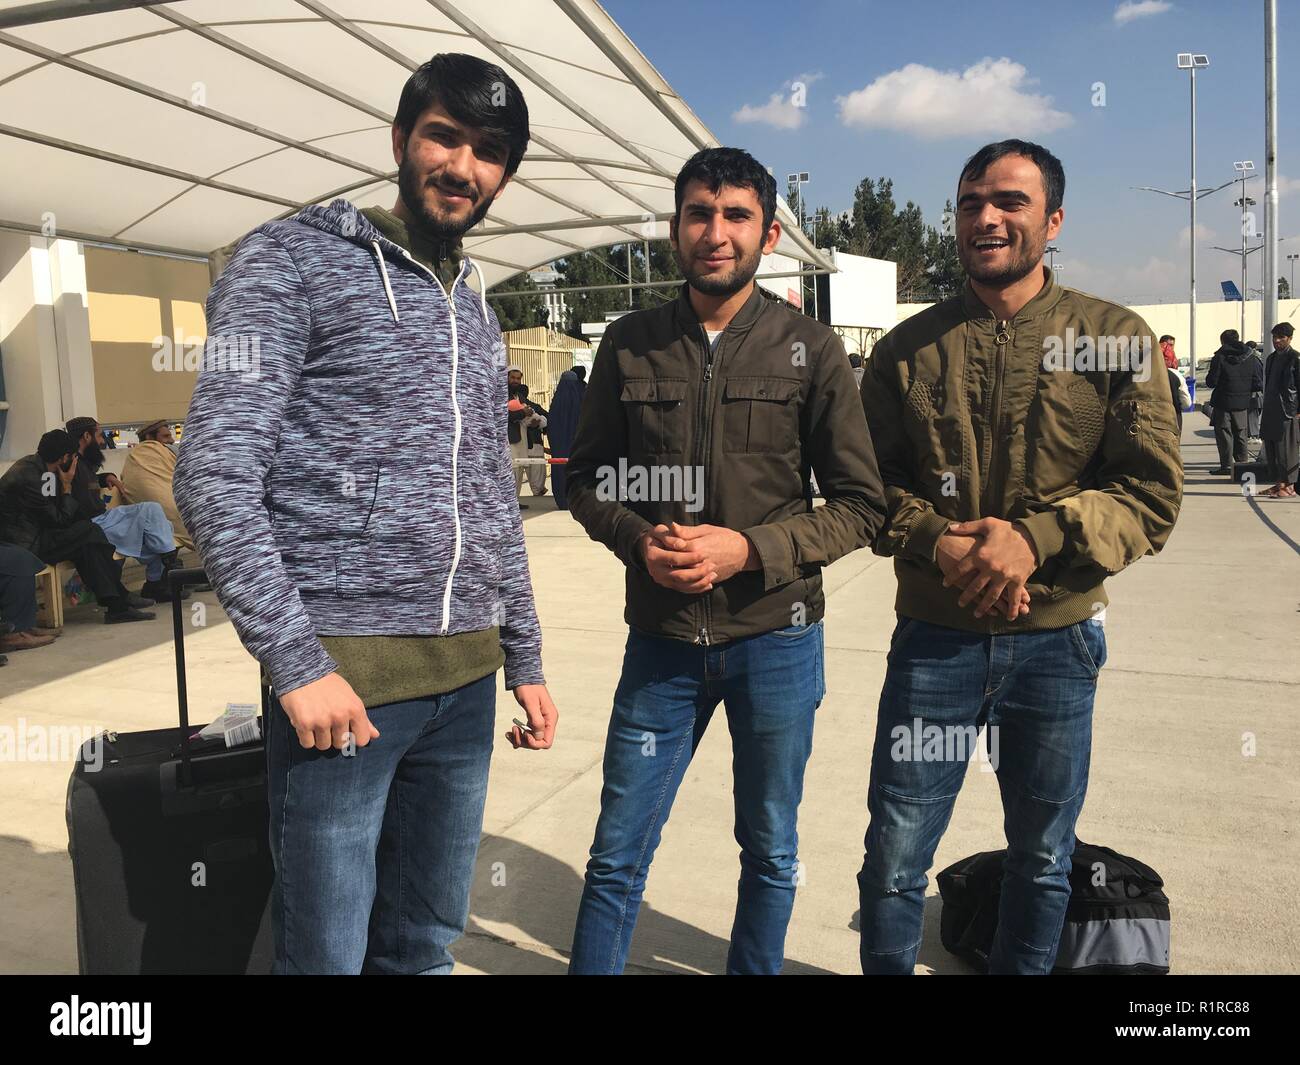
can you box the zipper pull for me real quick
[995,319,1012,344]
[696,626,709,646]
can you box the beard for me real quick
[82,442,104,471]
[959,226,1048,288]
[397,152,495,241]
[673,240,764,298]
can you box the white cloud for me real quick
[733,92,806,130]
[1114,1,1172,26]
[1277,174,1300,197]
[835,58,1071,140]
[732,74,822,131]
[1178,222,1214,249]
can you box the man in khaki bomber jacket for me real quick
[856,140,1182,975]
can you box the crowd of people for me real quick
[0,417,196,667]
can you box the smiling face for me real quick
[956,153,1062,289]
[670,179,780,298]
[393,101,511,239]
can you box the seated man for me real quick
[64,417,184,602]
[0,544,60,661]
[119,419,196,554]
[0,431,154,623]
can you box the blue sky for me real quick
[603,0,1298,305]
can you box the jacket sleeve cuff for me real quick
[266,644,338,699]
[617,513,656,572]
[1016,510,1067,563]
[901,509,952,562]
[742,522,796,591]
[503,648,545,690]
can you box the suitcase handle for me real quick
[169,567,271,786]
[169,566,207,781]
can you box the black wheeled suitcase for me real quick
[65,567,274,974]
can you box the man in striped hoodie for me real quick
[175,54,558,975]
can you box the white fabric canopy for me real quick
[0,0,832,286]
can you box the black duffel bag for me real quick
[936,840,1170,974]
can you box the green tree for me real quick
[556,240,681,338]
[490,271,546,331]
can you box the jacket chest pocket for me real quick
[621,378,688,456]
[722,376,800,454]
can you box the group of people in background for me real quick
[0,417,196,667]
[506,363,586,509]
[1200,321,1300,497]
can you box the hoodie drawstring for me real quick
[371,241,400,323]
[468,259,490,327]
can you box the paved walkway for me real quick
[1,417,1296,974]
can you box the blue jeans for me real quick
[266,671,497,974]
[569,621,825,975]
[857,617,1105,975]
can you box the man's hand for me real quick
[942,518,1039,620]
[640,525,717,594]
[655,521,760,584]
[936,531,1030,621]
[56,454,78,490]
[278,671,380,751]
[507,683,558,750]
[103,473,123,491]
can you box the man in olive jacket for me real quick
[565,147,887,974]
[857,140,1182,975]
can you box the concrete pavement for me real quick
[1,416,1296,974]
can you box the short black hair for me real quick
[394,53,530,176]
[1160,334,1175,344]
[673,147,778,233]
[1272,321,1294,337]
[38,429,76,463]
[959,139,1066,216]
[572,365,586,381]
[1220,328,1240,345]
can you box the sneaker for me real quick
[106,607,155,623]
[0,631,56,652]
[28,626,62,638]
[126,592,156,608]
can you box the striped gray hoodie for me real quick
[174,199,544,696]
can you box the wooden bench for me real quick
[34,561,76,629]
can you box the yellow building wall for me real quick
[84,246,210,426]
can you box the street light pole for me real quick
[1166,53,1211,387]
[1190,59,1199,382]
[1233,160,1257,336]
[1264,0,1279,342]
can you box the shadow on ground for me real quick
[460,834,838,974]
